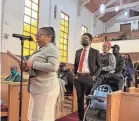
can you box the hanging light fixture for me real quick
[100,1,105,14]
[115,6,119,12]
[124,11,128,16]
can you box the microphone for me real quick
[12,34,33,41]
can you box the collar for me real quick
[39,43,53,51]
[83,45,90,51]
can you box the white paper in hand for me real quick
[7,50,21,64]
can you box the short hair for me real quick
[10,66,17,70]
[39,27,55,43]
[82,33,93,41]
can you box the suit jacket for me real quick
[74,47,101,78]
[28,43,60,94]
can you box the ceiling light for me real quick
[124,11,128,16]
[100,3,105,14]
[115,6,119,12]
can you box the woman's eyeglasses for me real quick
[35,33,47,38]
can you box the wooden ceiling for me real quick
[85,0,139,22]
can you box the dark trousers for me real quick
[74,75,93,120]
[91,73,124,93]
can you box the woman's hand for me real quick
[27,60,33,68]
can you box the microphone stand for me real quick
[18,38,25,121]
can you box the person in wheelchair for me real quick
[91,44,125,93]
[91,41,117,93]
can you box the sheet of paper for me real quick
[7,50,21,64]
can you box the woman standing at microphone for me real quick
[23,27,60,121]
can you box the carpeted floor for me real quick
[56,111,78,121]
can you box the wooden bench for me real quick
[107,90,139,121]
[1,81,64,121]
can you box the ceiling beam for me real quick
[105,9,127,25]
[97,1,139,19]
[95,0,117,17]
[114,15,139,23]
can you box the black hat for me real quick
[111,44,120,50]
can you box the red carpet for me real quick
[56,112,78,121]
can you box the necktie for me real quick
[78,49,86,73]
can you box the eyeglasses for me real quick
[35,33,47,38]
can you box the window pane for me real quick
[31,18,38,27]
[64,33,68,39]
[61,13,64,19]
[64,45,67,51]
[65,27,68,33]
[61,19,64,25]
[64,39,67,45]
[64,51,67,56]
[32,2,38,11]
[25,0,31,8]
[63,57,67,62]
[24,23,30,32]
[31,34,36,42]
[60,25,64,31]
[60,44,63,50]
[25,7,31,16]
[60,38,64,44]
[24,40,29,48]
[32,10,37,19]
[24,15,31,24]
[65,21,68,27]
[23,48,29,56]
[32,0,39,4]
[60,50,64,56]
[65,15,69,21]
[60,31,64,37]
[23,31,30,36]
[30,49,35,55]
[60,57,63,62]
[30,42,37,49]
[31,26,37,34]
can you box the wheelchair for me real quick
[83,73,126,121]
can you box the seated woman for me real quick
[91,41,116,92]
[5,66,22,82]
[123,54,134,87]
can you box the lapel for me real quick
[78,49,83,60]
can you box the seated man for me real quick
[58,63,74,94]
[91,41,116,92]
[5,66,22,82]
[111,44,125,90]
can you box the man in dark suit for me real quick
[74,33,101,121]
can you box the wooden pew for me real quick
[1,81,63,121]
[128,87,139,93]
[107,91,139,121]
[1,82,29,121]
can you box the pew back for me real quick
[107,91,139,121]
[1,82,29,121]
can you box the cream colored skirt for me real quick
[27,86,60,121]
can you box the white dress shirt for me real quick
[78,46,90,73]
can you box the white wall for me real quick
[1,0,24,55]
[93,19,104,36]
[1,0,94,64]
[92,39,139,53]
[106,13,139,33]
